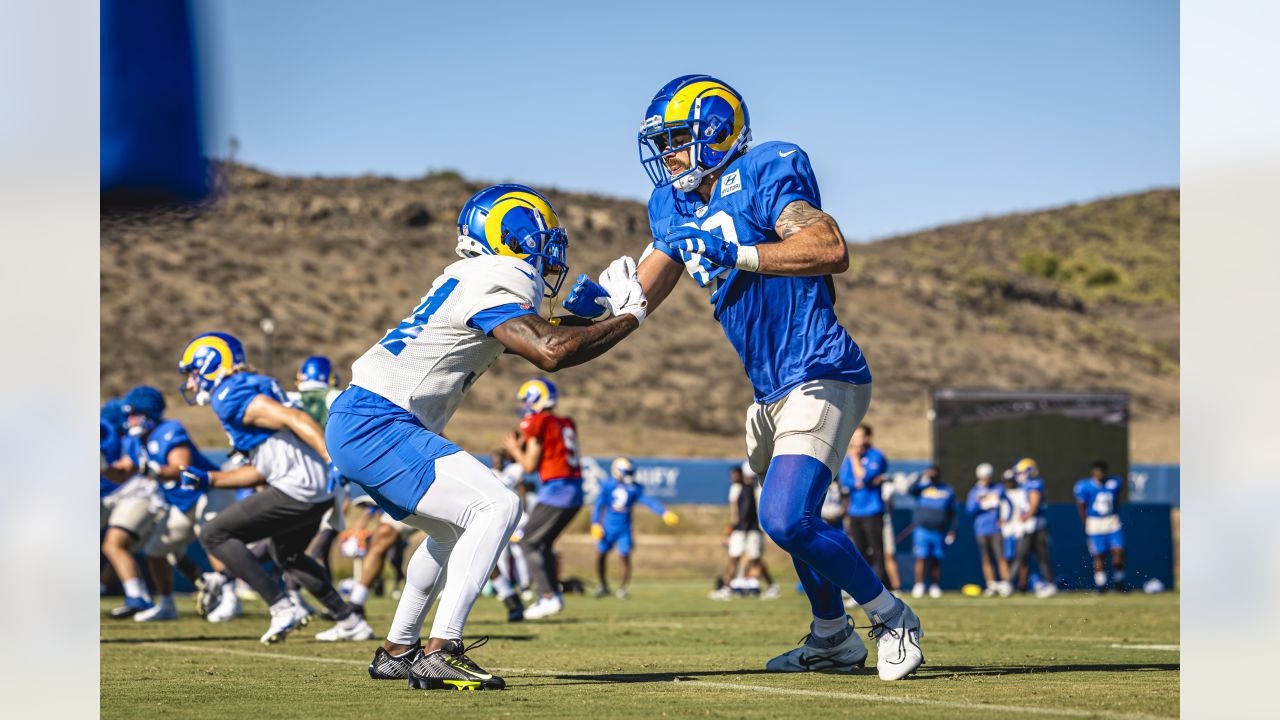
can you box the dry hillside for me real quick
[101,166,1179,461]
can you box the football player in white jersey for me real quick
[327,184,646,691]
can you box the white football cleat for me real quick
[523,595,563,620]
[134,598,178,622]
[869,599,924,681]
[997,581,1013,598]
[289,589,317,618]
[260,601,302,645]
[207,587,243,623]
[761,584,782,601]
[766,618,868,673]
[1035,583,1058,598]
[315,615,374,642]
[708,587,733,601]
[911,583,925,599]
[928,585,943,599]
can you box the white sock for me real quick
[338,612,362,629]
[1094,571,1107,588]
[1113,570,1126,583]
[387,536,451,646]
[860,588,899,621]
[123,578,149,600]
[811,614,850,639]
[222,583,238,601]
[349,583,370,607]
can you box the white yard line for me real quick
[1108,643,1180,652]
[142,643,1173,719]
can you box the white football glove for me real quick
[598,255,648,325]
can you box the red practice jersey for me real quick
[519,411,582,483]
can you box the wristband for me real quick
[735,245,760,272]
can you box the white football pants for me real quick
[385,452,522,644]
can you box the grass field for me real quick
[100,582,1178,719]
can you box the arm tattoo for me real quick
[775,200,836,239]
[495,313,638,372]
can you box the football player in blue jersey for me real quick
[176,332,371,644]
[965,463,1011,597]
[1007,458,1058,598]
[839,425,891,587]
[114,386,219,621]
[562,74,923,680]
[908,467,957,599]
[591,457,680,599]
[1073,461,1127,592]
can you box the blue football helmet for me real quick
[516,377,558,417]
[638,74,751,192]
[100,397,127,433]
[178,331,247,406]
[456,184,570,301]
[123,385,166,436]
[297,355,338,391]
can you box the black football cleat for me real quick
[407,638,505,691]
[368,643,421,680]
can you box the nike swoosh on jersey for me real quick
[779,149,798,158]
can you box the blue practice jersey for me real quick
[1023,476,1048,519]
[910,481,957,533]
[1074,476,1124,534]
[594,479,666,531]
[647,141,871,403]
[124,419,217,512]
[965,483,1005,536]
[839,447,888,517]
[212,372,291,453]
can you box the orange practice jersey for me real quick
[519,411,582,483]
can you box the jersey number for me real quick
[679,211,740,282]
[379,278,460,356]
[561,426,581,471]
[1092,492,1114,516]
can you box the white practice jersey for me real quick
[350,255,542,432]
[498,462,526,492]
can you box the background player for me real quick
[908,466,956,599]
[839,425,890,587]
[1074,460,1127,592]
[326,185,646,690]
[489,449,530,621]
[504,377,584,620]
[176,332,369,644]
[966,463,1010,596]
[117,385,218,621]
[1007,457,1058,598]
[591,456,679,598]
[563,74,923,679]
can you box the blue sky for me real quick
[193,0,1178,240]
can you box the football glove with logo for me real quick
[180,466,210,492]
[598,256,648,324]
[561,273,612,321]
[666,226,759,272]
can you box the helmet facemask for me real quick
[638,92,750,191]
